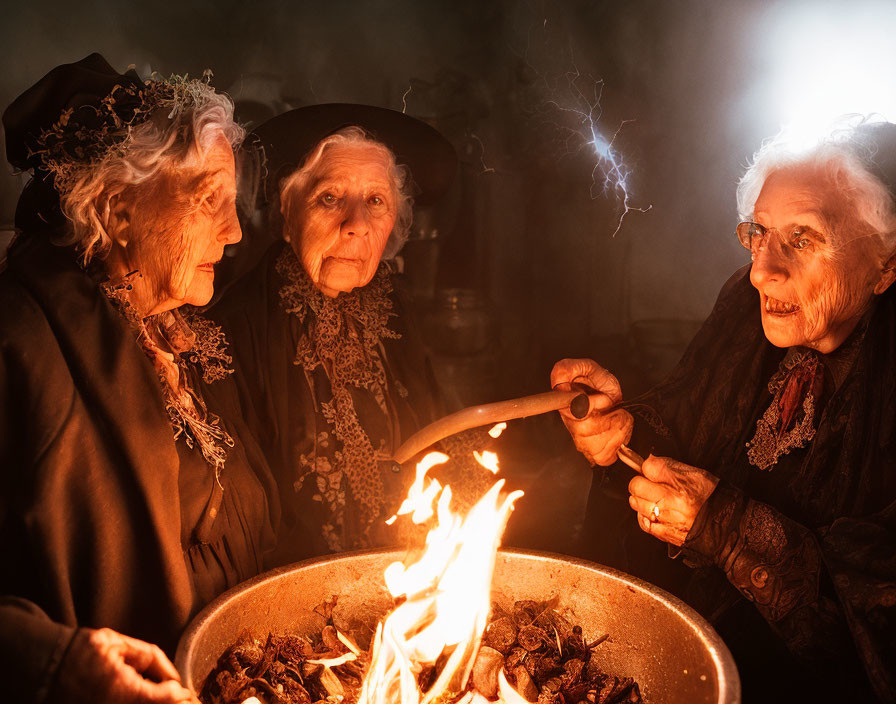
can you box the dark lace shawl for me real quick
[625,266,895,521]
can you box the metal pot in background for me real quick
[176,549,740,704]
[421,287,500,408]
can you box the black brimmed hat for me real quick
[251,103,457,206]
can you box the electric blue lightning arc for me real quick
[587,119,649,237]
[516,0,651,238]
[543,74,651,237]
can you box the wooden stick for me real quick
[616,444,645,472]
[391,390,589,465]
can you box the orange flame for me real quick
[498,670,531,704]
[337,628,362,656]
[360,451,525,704]
[473,450,500,474]
[385,452,449,526]
[453,671,529,704]
[488,422,507,439]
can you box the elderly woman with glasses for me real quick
[552,119,896,701]
[0,55,280,703]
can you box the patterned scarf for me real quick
[276,247,402,549]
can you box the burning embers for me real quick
[472,601,642,704]
[202,627,365,704]
[201,448,643,704]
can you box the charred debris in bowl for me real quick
[200,598,642,704]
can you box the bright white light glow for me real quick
[758,2,896,146]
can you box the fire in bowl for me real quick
[176,549,740,704]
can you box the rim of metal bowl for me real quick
[176,547,740,703]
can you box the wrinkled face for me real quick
[117,133,241,313]
[749,166,890,353]
[288,143,397,297]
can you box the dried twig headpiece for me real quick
[31,70,215,194]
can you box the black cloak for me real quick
[585,266,896,702]
[0,235,279,702]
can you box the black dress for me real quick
[175,382,278,615]
[583,266,896,702]
[0,234,278,702]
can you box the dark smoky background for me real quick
[3,0,894,551]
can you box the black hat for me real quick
[3,53,144,231]
[251,103,457,206]
[3,53,143,175]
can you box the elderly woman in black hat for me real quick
[209,105,493,558]
[0,55,280,703]
[553,118,896,701]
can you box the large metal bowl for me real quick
[176,549,740,704]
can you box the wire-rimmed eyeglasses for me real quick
[735,221,815,254]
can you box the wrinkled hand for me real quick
[551,358,633,466]
[628,455,720,547]
[54,627,198,704]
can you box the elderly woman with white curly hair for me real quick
[208,105,495,561]
[0,55,281,703]
[553,118,896,701]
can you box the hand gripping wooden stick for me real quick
[565,382,645,472]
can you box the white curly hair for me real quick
[737,115,896,261]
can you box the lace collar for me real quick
[99,272,234,480]
[275,246,400,370]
